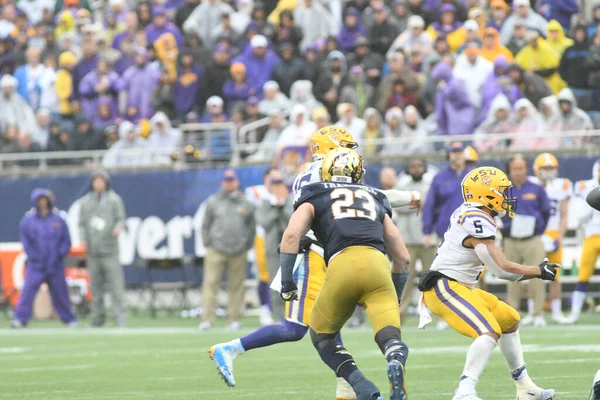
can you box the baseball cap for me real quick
[463,20,479,32]
[440,4,455,13]
[263,80,279,91]
[448,142,465,152]
[525,30,539,41]
[490,0,508,9]
[207,96,224,108]
[250,34,268,48]
[350,65,364,74]
[407,15,425,29]
[513,0,530,7]
[247,96,260,105]
[222,170,238,181]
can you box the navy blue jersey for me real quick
[294,181,393,263]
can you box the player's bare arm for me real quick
[463,237,559,281]
[383,214,411,303]
[383,215,410,274]
[279,203,315,301]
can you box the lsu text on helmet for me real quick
[462,166,517,218]
[310,125,358,161]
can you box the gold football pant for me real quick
[424,278,520,339]
[310,246,400,337]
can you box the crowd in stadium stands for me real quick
[1,0,600,164]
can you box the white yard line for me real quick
[0,364,96,373]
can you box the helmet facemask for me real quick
[538,167,558,181]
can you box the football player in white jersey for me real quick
[417,167,559,400]
[566,159,600,323]
[529,153,571,324]
[209,126,422,400]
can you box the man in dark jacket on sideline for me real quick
[11,189,76,328]
[559,24,591,109]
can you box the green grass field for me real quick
[1,315,599,400]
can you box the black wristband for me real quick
[280,252,297,282]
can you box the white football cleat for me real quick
[516,385,555,399]
[453,389,482,400]
[436,319,449,331]
[198,321,212,331]
[563,313,579,324]
[227,321,241,330]
[551,313,569,324]
[520,314,534,325]
[590,369,600,400]
[336,377,357,400]
[532,315,547,328]
[259,305,274,326]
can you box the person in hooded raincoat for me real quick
[515,30,565,94]
[474,93,516,152]
[11,189,76,329]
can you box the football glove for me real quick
[280,281,298,301]
[538,257,560,281]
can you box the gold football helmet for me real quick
[533,152,559,180]
[321,148,364,184]
[310,125,358,161]
[464,145,479,164]
[462,166,516,218]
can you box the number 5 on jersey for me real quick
[330,188,377,220]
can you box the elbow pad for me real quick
[474,243,523,282]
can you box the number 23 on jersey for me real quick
[330,188,377,220]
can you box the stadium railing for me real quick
[1,129,599,173]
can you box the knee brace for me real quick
[310,328,357,378]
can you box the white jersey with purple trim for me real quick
[430,204,497,289]
[575,179,600,237]
[291,161,323,253]
[529,176,572,232]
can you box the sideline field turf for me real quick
[1,315,598,399]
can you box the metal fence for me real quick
[1,128,600,174]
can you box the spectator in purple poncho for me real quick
[479,55,523,124]
[223,62,254,113]
[174,51,205,119]
[431,61,475,137]
[113,37,136,75]
[79,59,121,121]
[337,7,366,52]
[94,96,120,129]
[232,34,281,94]
[71,41,99,101]
[120,48,160,119]
[145,7,184,47]
[112,12,139,51]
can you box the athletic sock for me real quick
[527,298,534,316]
[258,282,271,307]
[550,298,562,317]
[457,335,496,392]
[384,339,409,366]
[239,320,307,351]
[498,330,534,388]
[571,285,588,317]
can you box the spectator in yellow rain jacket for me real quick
[54,10,76,41]
[546,19,573,57]
[55,52,77,117]
[480,27,513,63]
[154,32,179,83]
[426,4,466,54]
[516,30,566,94]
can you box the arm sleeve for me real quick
[20,218,36,259]
[539,186,551,228]
[201,198,214,247]
[421,178,438,235]
[57,219,72,258]
[474,243,523,281]
[78,201,87,243]
[114,194,126,230]
[381,189,420,209]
